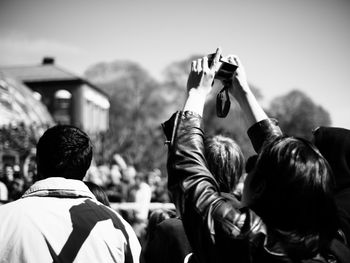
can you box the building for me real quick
[0,57,110,134]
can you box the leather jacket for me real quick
[162,111,348,263]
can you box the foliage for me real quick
[85,61,168,171]
[267,89,331,140]
[0,122,39,168]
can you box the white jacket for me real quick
[0,177,141,263]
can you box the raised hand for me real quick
[225,55,250,97]
[186,47,222,96]
[183,47,222,116]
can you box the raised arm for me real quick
[226,55,282,152]
[183,52,282,153]
[227,55,267,126]
[162,49,264,263]
[183,48,221,115]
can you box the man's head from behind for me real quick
[204,135,245,193]
[36,125,93,181]
[243,136,337,236]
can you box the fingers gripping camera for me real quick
[207,53,238,118]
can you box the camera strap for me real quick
[216,84,231,118]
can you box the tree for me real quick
[161,54,203,116]
[85,61,168,171]
[268,89,331,140]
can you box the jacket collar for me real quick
[264,227,320,259]
[22,177,96,199]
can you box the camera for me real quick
[207,53,238,118]
[207,53,238,82]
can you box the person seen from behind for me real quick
[0,125,141,263]
[162,48,348,262]
[142,134,245,263]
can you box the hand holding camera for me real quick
[184,48,222,116]
[207,53,238,82]
[186,48,222,96]
[207,52,238,118]
[185,49,244,118]
[225,55,250,98]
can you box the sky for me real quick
[0,0,349,128]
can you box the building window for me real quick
[32,91,42,101]
[53,89,72,125]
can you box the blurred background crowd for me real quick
[0,120,169,204]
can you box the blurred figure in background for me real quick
[128,173,152,240]
[8,177,24,201]
[84,181,111,207]
[142,208,181,263]
[0,179,8,202]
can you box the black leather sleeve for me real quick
[247,118,282,153]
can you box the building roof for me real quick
[0,59,109,98]
[0,64,78,82]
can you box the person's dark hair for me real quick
[248,136,337,239]
[145,208,176,242]
[204,135,245,193]
[312,126,350,192]
[36,125,93,180]
[84,181,110,207]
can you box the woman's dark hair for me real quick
[36,125,93,180]
[313,126,350,192]
[145,209,176,242]
[204,135,244,193]
[249,136,338,238]
[84,181,110,207]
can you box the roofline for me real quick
[24,78,110,99]
[0,63,110,99]
[82,79,110,98]
[0,64,44,69]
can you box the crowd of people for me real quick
[0,125,170,205]
[0,48,350,263]
[0,122,43,202]
[0,122,170,244]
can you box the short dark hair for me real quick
[36,125,93,180]
[204,135,245,193]
[248,136,337,236]
[84,181,110,207]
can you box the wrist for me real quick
[188,87,210,99]
[183,89,208,117]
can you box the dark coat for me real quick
[313,127,350,243]
[142,218,193,263]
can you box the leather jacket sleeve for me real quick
[247,118,282,153]
[162,111,283,263]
